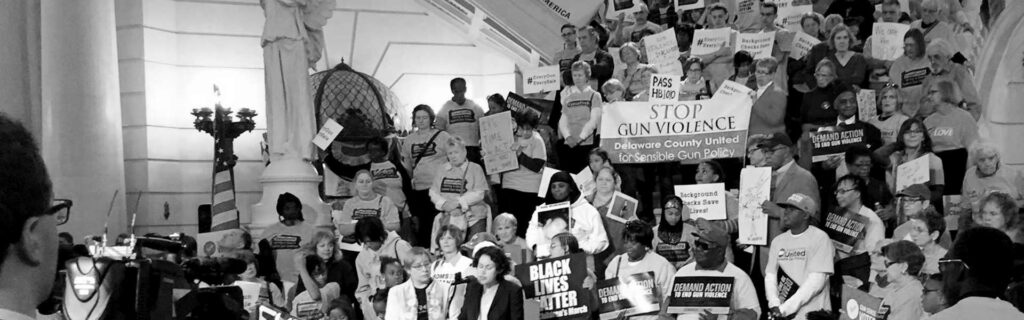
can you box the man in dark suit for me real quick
[564,26,615,92]
[749,57,788,136]
[459,247,524,320]
[812,88,884,210]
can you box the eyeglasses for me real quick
[938,258,970,272]
[47,199,72,226]
[883,259,900,267]
[883,82,901,89]
[922,287,941,294]
[477,264,497,271]
[834,188,857,195]
[410,262,431,271]
[694,239,716,251]
[562,32,576,37]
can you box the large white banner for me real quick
[542,0,604,27]
[691,28,733,56]
[871,23,911,61]
[736,31,775,59]
[643,28,684,75]
[599,93,752,164]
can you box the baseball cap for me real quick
[691,218,730,248]
[461,232,499,254]
[776,193,817,214]
[757,132,794,149]
[897,184,930,200]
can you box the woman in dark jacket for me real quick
[459,246,524,320]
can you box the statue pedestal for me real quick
[249,157,331,237]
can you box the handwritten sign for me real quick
[839,285,887,320]
[773,0,812,31]
[691,28,732,56]
[667,276,734,314]
[607,191,639,223]
[596,272,661,320]
[524,66,562,94]
[857,89,876,121]
[676,0,705,12]
[312,118,344,150]
[599,99,752,164]
[809,128,866,162]
[235,281,263,312]
[650,74,680,102]
[789,31,820,60]
[738,167,771,245]
[643,28,684,75]
[895,156,930,191]
[823,212,868,253]
[871,23,911,61]
[736,31,775,59]
[674,183,727,220]
[515,253,592,320]
[480,112,519,174]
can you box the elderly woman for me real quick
[868,85,911,145]
[886,29,930,117]
[923,79,979,195]
[879,241,926,320]
[972,192,1023,243]
[679,57,715,100]
[905,208,947,275]
[920,39,981,119]
[611,43,651,100]
[910,0,957,48]
[962,144,1024,211]
[824,24,870,88]
[799,59,843,134]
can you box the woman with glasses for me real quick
[611,43,651,100]
[868,85,911,145]
[879,240,926,320]
[878,119,946,205]
[904,208,947,275]
[887,29,930,117]
[679,57,716,101]
[920,39,981,119]
[458,246,524,320]
[604,220,676,320]
[386,247,445,320]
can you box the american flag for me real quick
[211,86,240,231]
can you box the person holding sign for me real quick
[878,241,926,320]
[831,175,887,259]
[696,5,737,89]
[498,110,547,238]
[527,172,608,258]
[867,85,911,145]
[764,193,834,320]
[605,220,677,320]
[679,57,717,101]
[558,61,605,173]
[334,170,401,238]
[886,29,929,117]
[878,119,945,204]
[670,219,760,320]
[429,137,489,243]
[757,133,821,271]
[458,246,524,320]
[653,197,699,269]
[810,88,884,207]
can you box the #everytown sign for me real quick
[516,253,592,319]
[523,65,561,94]
[599,98,752,164]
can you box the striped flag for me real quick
[210,88,240,231]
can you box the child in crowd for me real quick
[291,255,341,320]
[429,136,489,247]
[326,297,356,320]
[380,256,406,289]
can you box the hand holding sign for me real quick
[650,74,680,102]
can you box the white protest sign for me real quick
[736,31,775,59]
[649,74,680,102]
[573,168,596,197]
[543,0,604,27]
[523,65,561,94]
[538,167,559,196]
[691,27,732,56]
[643,28,684,75]
[675,183,727,220]
[772,0,812,31]
[312,118,344,150]
[857,89,877,121]
[871,23,911,61]
[896,155,930,191]
[676,0,705,12]
[738,167,771,245]
[788,31,820,60]
[235,281,263,310]
[607,0,643,21]
[479,112,519,174]
[196,229,234,257]
[712,79,754,102]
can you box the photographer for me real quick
[0,114,67,320]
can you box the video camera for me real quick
[61,233,249,320]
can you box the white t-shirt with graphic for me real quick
[766,226,835,319]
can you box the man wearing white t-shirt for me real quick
[765,193,835,320]
[673,219,760,320]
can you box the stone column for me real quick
[39,0,127,239]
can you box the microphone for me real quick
[452,272,477,285]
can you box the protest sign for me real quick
[676,0,705,11]
[895,156,929,191]
[713,80,755,102]
[691,28,732,56]
[537,202,571,225]
[507,92,551,124]
[839,285,886,320]
[667,276,734,314]
[674,183,727,220]
[644,29,684,75]
[573,168,596,196]
[656,242,692,264]
[650,74,680,102]
[516,253,592,319]
[736,31,775,59]
[943,195,964,231]
[738,167,771,245]
[899,67,930,88]
[235,281,263,312]
[480,112,519,174]
[599,98,752,164]
[258,304,288,320]
[607,0,643,21]
[607,191,639,223]
[735,0,758,18]
[857,89,877,121]
[871,23,911,61]
[809,128,867,162]
[823,212,868,253]
[777,269,800,301]
[773,0,812,31]
[312,118,344,150]
[596,272,661,320]
[538,167,559,195]
[543,0,603,27]
[524,66,561,94]
[789,31,820,60]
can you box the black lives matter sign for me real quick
[667,276,734,314]
[516,253,591,319]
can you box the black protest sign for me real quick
[809,128,866,162]
[838,285,886,320]
[777,269,800,301]
[515,253,592,320]
[596,272,661,320]
[538,202,571,226]
[655,242,691,264]
[667,276,734,314]
[823,212,867,253]
[506,92,551,124]
[900,67,929,88]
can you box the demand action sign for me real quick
[596,272,660,320]
[667,276,734,314]
[516,253,591,320]
[599,98,752,164]
[809,128,866,162]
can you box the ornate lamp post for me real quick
[190,86,257,231]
